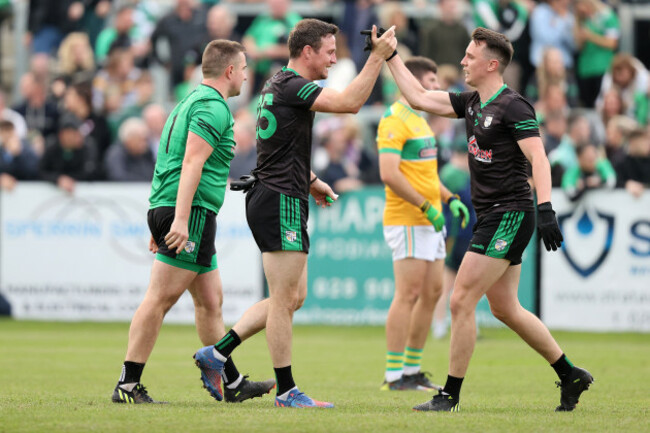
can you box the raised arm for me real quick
[386,55,457,117]
[311,26,396,113]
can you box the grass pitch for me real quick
[0,319,648,433]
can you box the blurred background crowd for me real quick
[0,0,648,202]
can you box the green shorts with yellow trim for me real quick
[467,210,534,265]
[147,206,218,273]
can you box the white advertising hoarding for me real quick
[541,191,650,331]
[0,183,263,323]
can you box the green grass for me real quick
[0,319,648,433]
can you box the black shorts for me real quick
[147,206,217,272]
[467,210,534,265]
[246,182,309,253]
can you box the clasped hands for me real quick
[360,25,398,60]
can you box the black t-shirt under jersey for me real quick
[253,67,323,200]
[449,85,539,216]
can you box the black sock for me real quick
[222,357,241,386]
[214,329,241,358]
[551,353,574,382]
[274,365,296,396]
[119,361,145,384]
[442,375,464,401]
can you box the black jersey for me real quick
[252,67,323,200]
[449,85,539,216]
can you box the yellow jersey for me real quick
[377,101,442,226]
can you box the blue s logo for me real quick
[557,207,614,278]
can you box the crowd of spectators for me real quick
[0,0,648,202]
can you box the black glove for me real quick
[230,174,257,193]
[360,27,398,60]
[537,202,563,251]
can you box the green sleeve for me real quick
[189,100,230,150]
[287,12,302,27]
[596,158,616,183]
[244,16,264,40]
[605,11,620,32]
[95,29,117,63]
[562,166,581,190]
[513,1,529,23]
[440,165,468,193]
[634,91,649,126]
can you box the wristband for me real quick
[446,194,460,205]
[310,176,318,185]
[387,50,398,61]
[419,200,431,212]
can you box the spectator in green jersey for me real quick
[574,0,620,108]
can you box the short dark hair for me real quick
[576,142,596,157]
[202,39,246,79]
[404,57,438,80]
[471,27,513,73]
[69,82,92,109]
[288,19,338,59]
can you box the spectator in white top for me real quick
[596,53,650,126]
[529,0,575,69]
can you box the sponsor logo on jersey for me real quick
[471,243,485,250]
[285,230,297,242]
[184,241,196,254]
[484,116,493,127]
[494,239,508,251]
[468,135,493,163]
[419,147,437,158]
[468,106,474,116]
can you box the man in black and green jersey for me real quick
[195,19,398,408]
[112,40,274,404]
[387,27,594,412]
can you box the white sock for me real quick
[385,369,403,383]
[277,386,298,401]
[212,347,227,362]
[118,382,137,392]
[403,365,420,376]
[226,374,243,389]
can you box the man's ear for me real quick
[488,59,499,72]
[225,64,235,78]
[303,45,313,60]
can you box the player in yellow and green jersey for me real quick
[377,57,469,392]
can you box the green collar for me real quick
[200,83,224,100]
[480,84,507,109]
[282,66,299,76]
[396,100,420,117]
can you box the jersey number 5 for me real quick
[256,93,277,140]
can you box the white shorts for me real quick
[383,225,447,262]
